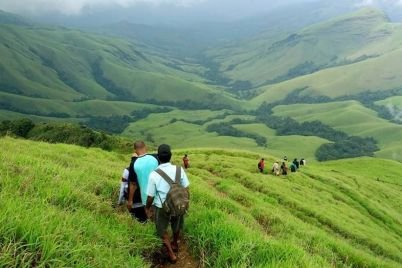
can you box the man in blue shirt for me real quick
[146,144,190,264]
[127,141,159,222]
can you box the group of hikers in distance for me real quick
[258,156,306,175]
[117,141,191,264]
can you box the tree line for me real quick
[0,119,131,152]
[255,103,379,161]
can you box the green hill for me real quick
[1,137,401,267]
[210,8,402,93]
[272,100,402,161]
[0,22,239,114]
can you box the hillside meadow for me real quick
[0,137,401,267]
[272,100,402,161]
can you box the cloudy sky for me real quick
[1,0,206,15]
[1,0,402,22]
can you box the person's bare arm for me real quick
[126,182,137,211]
[145,196,155,219]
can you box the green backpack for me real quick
[155,166,189,217]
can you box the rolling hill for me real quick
[210,8,402,93]
[0,14,240,116]
[272,100,402,161]
[1,8,402,163]
[1,137,401,267]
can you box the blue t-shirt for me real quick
[129,154,159,205]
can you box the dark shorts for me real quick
[130,206,147,223]
[154,207,184,237]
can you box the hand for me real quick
[127,201,133,211]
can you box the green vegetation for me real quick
[2,7,402,164]
[1,137,401,267]
[0,119,131,152]
[272,101,402,161]
[256,103,379,161]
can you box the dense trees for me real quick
[207,121,267,147]
[256,103,379,161]
[1,119,131,152]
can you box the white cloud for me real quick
[356,0,402,7]
[0,0,206,15]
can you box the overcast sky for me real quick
[1,0,402,21]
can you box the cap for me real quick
[158,144,171,156]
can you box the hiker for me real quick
[290,162,297,173]
[272,161,280,176]
[182,154,190,169]
[258,158,265,173]
[117,167,130,206]
[145,144,190,264]
[127,141,159,223]
[281,162,288,175]
[293,158,300,169]
[300,158,306,166]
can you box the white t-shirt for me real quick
[122,168,129,180]
[147,163,190,208]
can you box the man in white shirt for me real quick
[117,167,129,205]
[145,144,190,264]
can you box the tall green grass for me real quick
[1,137,401,267]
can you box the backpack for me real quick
[155,166,189,217]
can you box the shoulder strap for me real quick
[155,165,181,185]
[175,165,181,183]
[155,168,175,185]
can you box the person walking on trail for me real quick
[117,167,130,206]
[272,161,280,176]
[145,144,190,264]
[293,158,300,169]
[258,158,265,173]
[182,154,190,169]
[300,158,306,166]
[281,162,288,176]
[290,162,297,173]
[127,141,159,223]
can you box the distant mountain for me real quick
[209,8,399,89]
[247,8,402,104]
[0,9,32,26]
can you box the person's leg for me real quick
[131,206,147,223]
[171,215,184,252]
[155,208,177,263]
[162,232,177,263]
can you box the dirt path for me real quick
[150,240,200,268]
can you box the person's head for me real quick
[158,144,172,164]
[185,154,188,157]
[133,140,147,156]
[262,158,265,161]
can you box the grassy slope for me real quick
[211,8,402,88]
[1,137,401,267]
[0,24,239,113]
[233,123,329,160]
[376,96,402,110]
[272,100,402,161]
[0,91,159,117]
[122,111,326,160]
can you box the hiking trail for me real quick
[150,239,199,268]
